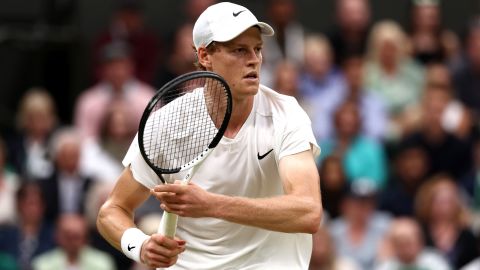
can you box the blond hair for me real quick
[415,174,470,227]
[366,20,411,63]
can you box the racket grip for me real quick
[158,167,198,238]
[159,211,178,238]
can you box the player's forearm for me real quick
[97,201,136,250]
[210,193,322,234]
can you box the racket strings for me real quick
[143,77,228,171]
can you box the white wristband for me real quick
[121,228,150,263]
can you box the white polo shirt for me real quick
[123,84,320,270]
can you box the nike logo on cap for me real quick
[257,149,273,160]
[127,244,135,251]
[233,10,246,17]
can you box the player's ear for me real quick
[197,47,212,69]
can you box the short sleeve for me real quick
[122,134,163,189]
[276,100,320,160]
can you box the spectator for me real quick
[0,137,20,225]
[328,0,372,65]
[7,89,58,180]
[99,103,136,163]
[329,179,391,270]
[32,214,115,270]
[273,60,300,98]
[313,53,388,141]
[452,17,480,118]
[0,182,55,270]
[261,0,305,86]
[75,41,154,140]
[364,21,425,139]
[380,142,429,217]
[85,182,133,270]
[299,34,346,140]
[425,62,472,139]
[415,175,478,268]
[154,23,197,88]
[376,218,450,270]
[400,81,473,179]
[37,128,93,223]
[93,0,160,83]
[408,0,460,65]
[319,156,348,219]
[310,226,360,270]
[319,101,387,187]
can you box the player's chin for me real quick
[241,79,260,93]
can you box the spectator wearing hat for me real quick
[74,41,154,140]
[329,179,392,270]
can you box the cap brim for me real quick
[212,21,274,44]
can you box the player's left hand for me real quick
[151,181,217,218]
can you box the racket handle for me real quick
[159,211,178,238]
[158,167,197,238]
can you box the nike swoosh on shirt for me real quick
[257,149,273,160]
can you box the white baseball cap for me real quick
[193,2,274,50]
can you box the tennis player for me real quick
[97,2,321,269]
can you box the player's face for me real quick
[207,27,263,100]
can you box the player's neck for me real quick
[224,96,254,138]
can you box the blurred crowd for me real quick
[0,0,480,269]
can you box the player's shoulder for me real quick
[256,85,311,127]
[256,85,306,118]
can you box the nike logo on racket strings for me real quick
[233,10,246,17]
[127,244,135,251]
[257,149,273,160]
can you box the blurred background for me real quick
[1,0,480,269]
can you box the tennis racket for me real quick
[138,71,232,238]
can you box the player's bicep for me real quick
[278,150,320,202]
[106,167,151,215]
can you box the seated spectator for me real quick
[313,53,388,141]
[400,81,473,179]
[376,218,450,270]
[99,103,137,163]
[364,21,425,139]
[85,182,133,270]
[37,128,93,223]
[7,88,58,179]
[425,62,472,139]
[154,23,197,88]
[261,0,305,86]
[273,60,300,98]
[0,137,19,225]
[299,34,345,101]
[319,101,387,187]
[0,182,55,269]
[329,179,392,270]
[310,226,360,270]
[93,0,160,83]
[75,41,154,140]
[319,156,348,219]
[32,214,115,270]
[408,0,460,65]
[452,17,480,118]
[415,176,478,268]
[327,0,372,66]
[379,142,429,217]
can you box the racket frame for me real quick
[137,71,232,238]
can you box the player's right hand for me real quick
[140,233,186,268]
